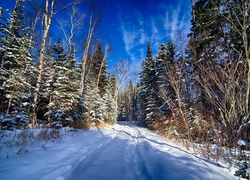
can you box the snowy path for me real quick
[0,122,236,180]
[63,122,235,180]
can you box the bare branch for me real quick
[53,0,81,15]
[58,6,85,48]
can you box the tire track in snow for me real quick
[122,124,155,180]
[40,128,119,180]
[64,124,132,180]
[123,125,140,180]
[134,126,154,180]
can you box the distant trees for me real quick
[114,58,137,122]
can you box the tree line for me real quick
[0,0,118,129]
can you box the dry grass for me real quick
[96,123,110,129]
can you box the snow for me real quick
[238,139,247,146]
[0,122,237,180]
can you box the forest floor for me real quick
[0,122,237,180]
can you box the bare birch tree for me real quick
[114,59,135,95]
[58,5,85,50]
[79,14,98,94]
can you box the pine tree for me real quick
[40,48,55,124]
[155,44,167,84]
[85,82,104,124]
[165,40,176,102]
[42,39,82,127]
[94,43,108,97]
[103,74,118,124]
[137,42,158,127]
[189,0,224,63]
[155,43,167,107]
[187,0,225,114]
[0,1,33,128]
[65,45,84,124]
[137,60,147,126]
[84,43,109,124]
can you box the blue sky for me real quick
[99,0,192,70]
[0,0,192,71]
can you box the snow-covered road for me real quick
[63,122,235,180]
[0,122,236,180]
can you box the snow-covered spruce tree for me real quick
[137,60,147,126]
[156,40,176,107]
[84,79,103,124]
[137,42,158,127]
[109,74,118,123]
[165,40,176,102]
[65,45,85,127]
[155,43,171,116]
[103,74,118,124]
[188,0,227,115]
[0,1,34,129]
[42,39,82,127]
[95,43,108,97]
[42,38,67,127]
[155,44,167,86]
[84,43,108,124]
[39,48,56,124]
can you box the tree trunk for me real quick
[79,15,97,95]
[31,0,54,127]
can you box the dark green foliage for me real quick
[155,41,175,115]
[41,39,83,127]
[84,43,117,124]
[103,74,118,124]
[118,80,137,122]
[137,42,158,127]
[0,1,34,122]
[189,0,224,63]
[91,43,108,97]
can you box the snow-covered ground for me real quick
[0,122,237,180]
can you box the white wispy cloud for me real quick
[119,0,191,64]
[121,26,137,54]
[164,1,191,40]
[164,12,171,31]
[119,10,149,63]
